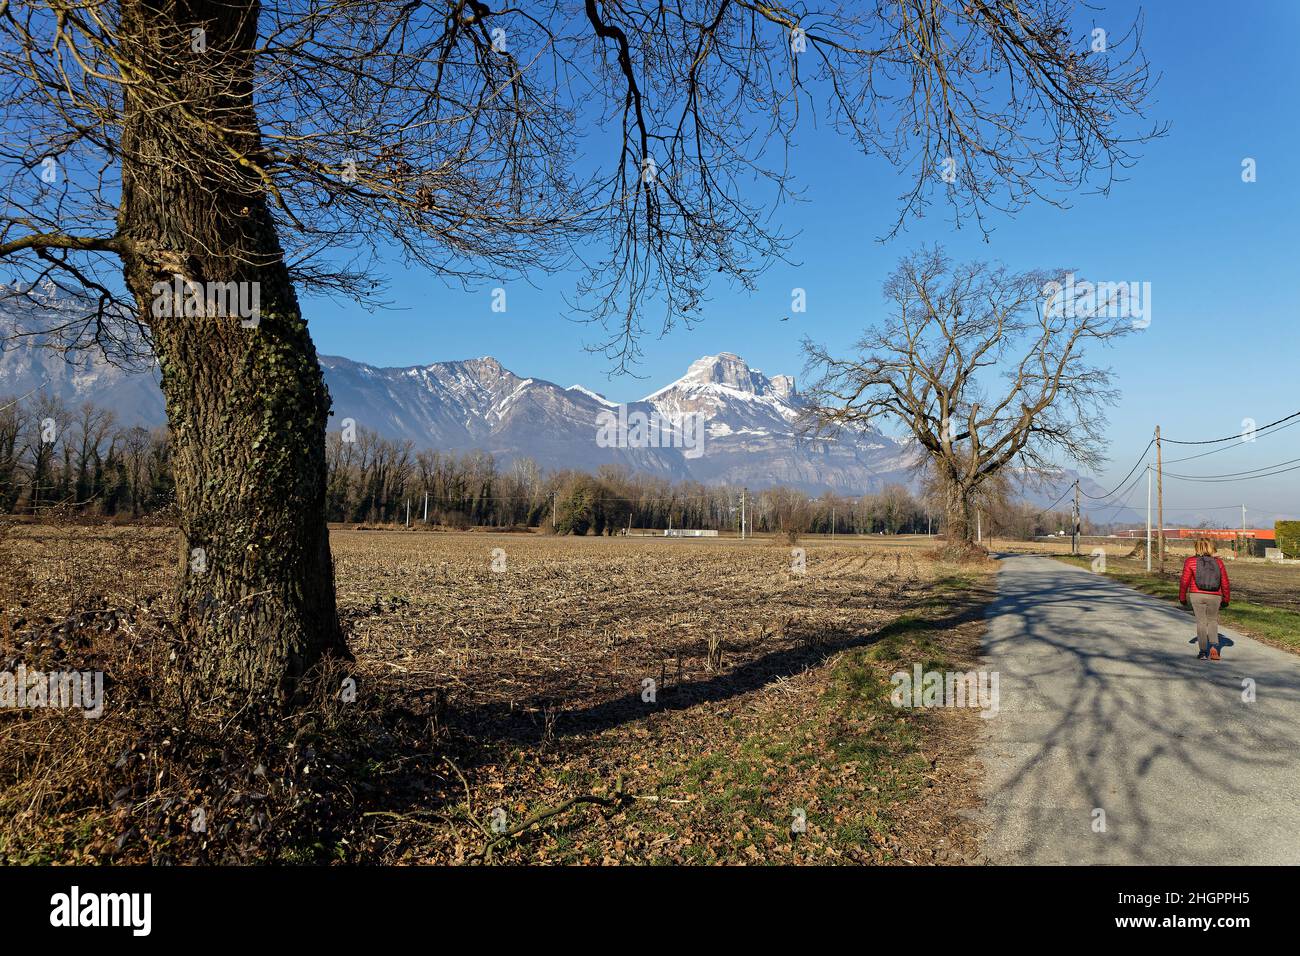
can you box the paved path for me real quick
[979,553,1300,864]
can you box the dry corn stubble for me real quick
[0,523,992,864]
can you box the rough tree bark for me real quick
[943,479,974,549]
[116,0,347,705]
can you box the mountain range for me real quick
[0,295,1142,521]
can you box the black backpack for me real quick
[1194,555,1221,592]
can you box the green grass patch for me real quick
[856,614,947,669]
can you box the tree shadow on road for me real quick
[978,555,1300,864]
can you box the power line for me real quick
[1032,482,1075,518]
[1163,415,1300,464]
[1086,412,1299,515]
[1160,503,1254,512]
[0,378,51,414]
[1095,464,1148,524]
[1161,410,1300,445]
[1076,442,1159,502]
[1088,411,1299,501]
[1165,455,1300,481]
[1058,411,1300,544]
[1165,461,1300,484]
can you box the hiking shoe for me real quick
[1197,650,1208,660]
[1209,647,1221,661]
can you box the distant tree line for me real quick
[322,425,1081,539]
[1,398,1082,539]
[322,425,946,535]
[0,394,172,516]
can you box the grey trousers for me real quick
[1189,592,1222,651]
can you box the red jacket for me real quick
[1179,556,1230,606]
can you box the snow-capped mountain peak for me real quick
[643,352,793,401]
[566,383,617,407]
[0,303,914,493]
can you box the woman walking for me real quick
[1179,538,1231,661]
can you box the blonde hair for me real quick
[1194,537,1217,556]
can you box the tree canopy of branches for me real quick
[0,0,1158,705]
[804,246,1132,554]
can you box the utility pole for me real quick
[1242,504,1248,557]
[405,498,410,527]
[1145,465,1152,573]
[1156,425,1165,573]
[423,491,428,524]
[1071,479,1080,555]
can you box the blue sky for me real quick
[303,2,1299,520]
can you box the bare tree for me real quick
[804,246,1131,555]
[70,400,116,504]
[0,396,23,511]
[22,392,69,510]
[119,424,152,517]
[0,0,1158,705]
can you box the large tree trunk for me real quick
[117,0,347,706]
[942,479,975,550]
